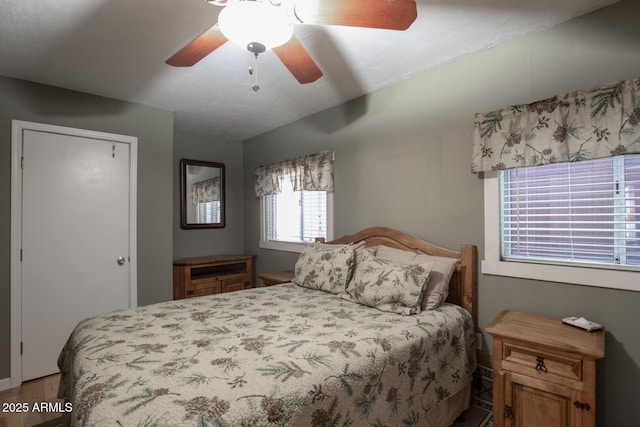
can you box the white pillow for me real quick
[412,254,460,310]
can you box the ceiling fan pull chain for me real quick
[250,53,260,92]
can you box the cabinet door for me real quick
[504,372,582,427]
[221,277,247,293]
[191,281,221,297]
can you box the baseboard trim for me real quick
[0,377,12,391]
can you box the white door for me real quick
[20,126,135,381]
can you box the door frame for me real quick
[9,120,138,388]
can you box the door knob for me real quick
[117,256,126,266]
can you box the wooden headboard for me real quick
[330,227,478,325]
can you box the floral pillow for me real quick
[293,243,360,294]
[341,252,433,315]
[372,245,460,310]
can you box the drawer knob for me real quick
[535,356,548,373]
[574,401,591,411]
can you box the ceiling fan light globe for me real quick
[218,1,293,51]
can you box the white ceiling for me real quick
[0,0,620,141]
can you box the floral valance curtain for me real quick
[191,177,220,204]
[254,151,334,196]
[471,77,640,173]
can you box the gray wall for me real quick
[243,1,640,425]
[0,76,174,379]
[173,129,244,259]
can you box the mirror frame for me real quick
[180,159,226,229]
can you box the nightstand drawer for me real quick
[503,342,582,382]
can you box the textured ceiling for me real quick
[0,0,620,141]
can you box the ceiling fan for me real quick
[165,0,417,85]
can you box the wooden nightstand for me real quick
[258,271,294,287]
[486,310,605,427]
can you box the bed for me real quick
[58,227,478,426]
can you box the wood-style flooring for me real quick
[0,374,67,427]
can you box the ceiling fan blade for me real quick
[166,25,228,67]
[273,35,323,84]
[294,0,417,30]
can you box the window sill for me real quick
[259,240,309,253]
[482,256,639,292]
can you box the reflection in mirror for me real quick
[180,159,225,229]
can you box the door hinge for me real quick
[21,156,24,169]
[20,342,23,355]
[20,249,23,262]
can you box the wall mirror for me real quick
[180,159,225,229]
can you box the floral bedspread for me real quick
[58,283,476,426]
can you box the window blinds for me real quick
[300,191,327,242]
[500,155,640,268]
[264,178,327,243]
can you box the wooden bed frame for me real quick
[330,226,478,325]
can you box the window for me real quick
[197,201,220,223]
[255,151,334,252]
[501,155,640,267]
[260,177,333,252]
[483,154,640,291]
